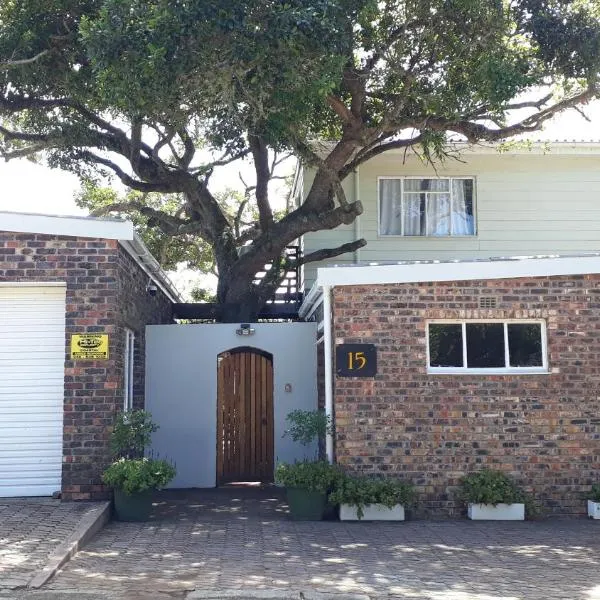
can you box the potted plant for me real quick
[275,460,341,520]
[102,410,176,521]
[460,469,525,520]
[587,484,600,519]
[276,409,337,520]
[329,474,415,521]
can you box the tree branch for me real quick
[249,135,273,231]
[0,50,49,70]
[340,134,424,179]
[295,239,367,267]
[77,151,179,193]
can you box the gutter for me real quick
[298,281,324,320]
[119,234,182,304]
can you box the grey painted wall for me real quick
[145,322,318,488]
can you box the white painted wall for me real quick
[302,149,600,288]
[145,322,318,488]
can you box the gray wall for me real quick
[145,322,318,488]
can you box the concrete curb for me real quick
[28,501,111,589]
[187,591,371,600]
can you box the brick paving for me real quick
[0,499,101,589]
[42,487,600,599]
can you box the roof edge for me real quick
[0,211,134,240]
[316,254,600,288]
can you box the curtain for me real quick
[425,179,451,235]
[451,179,474,235]
[380,178,474,236]
[379,179,402,235]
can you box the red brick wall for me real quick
[0,232,172,500]
[333,274,600,517]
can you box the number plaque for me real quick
[336,344,377,377]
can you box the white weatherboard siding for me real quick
[302,151,600,288]
[0,285,66,497]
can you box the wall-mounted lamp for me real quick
[236,323,255,336]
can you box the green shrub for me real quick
[110,410,158,458]
[283,409,332,446]
[102,457,176,495]
[103,410,176,495]
[460,469,525,506]
[275,460,341,494]
[329,475,415,519]
[588,484,600,502]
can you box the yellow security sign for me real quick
[71,334,109,360]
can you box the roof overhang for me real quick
[0,210,134,239]
[299,253,600,318]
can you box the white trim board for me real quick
[316,254,600,287]
[0,211,134,240]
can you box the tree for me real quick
[1,0,599,320]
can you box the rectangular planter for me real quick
[468,503,525,520]
[588,500,600,519]
[339,503,405,521]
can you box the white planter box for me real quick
[339,503,405,521]
[468,503,525,521]
[588,500,600,519]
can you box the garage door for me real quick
[0,285,66,497]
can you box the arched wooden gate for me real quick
[216,347,274,484]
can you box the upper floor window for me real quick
[379,177,475,236]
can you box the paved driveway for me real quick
[0,499,104,589]
[43,487,600,600]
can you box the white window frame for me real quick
[377,176,477,237]
[426,319,548,374]
[124,328,135,410]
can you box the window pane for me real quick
[451,179,475,235]
[405,178,449,192]
[429,324,463,367]
[466,323,504,368]
[508,324,543,367]
[379,179,402,235]
[427,193,451,235]
[403,193,425,235]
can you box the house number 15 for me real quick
[348,351,367,371]
[336,344,377,377]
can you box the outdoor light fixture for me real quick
[236,323,255,336]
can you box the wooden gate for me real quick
[217,347,274,484]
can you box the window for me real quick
[124,329,135,410]
[427,321,547,373]
[379,177,475,236]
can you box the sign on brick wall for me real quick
[70,334,109,360]
[336,343,377,377]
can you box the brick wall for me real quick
[333,274,600,517]
[0,232,172,500]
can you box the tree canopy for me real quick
[1,0,599,320]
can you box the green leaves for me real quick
[329,475,415,519]
[275,460,342,494]
[102,457,176,494]
[110,409,158,459]
[104,409,176,494]
[283,409,332,446]
[459,469,526,506]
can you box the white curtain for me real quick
[381,178,474,236]
[379,179,402,235]
[424,179,451,235]
[451,179,474,235]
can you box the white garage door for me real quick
[0,284,66,497]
